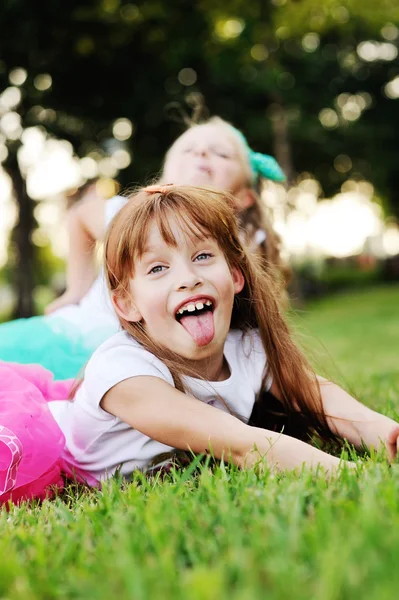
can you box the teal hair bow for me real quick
[232,127,286,183]
[249,151,286,183]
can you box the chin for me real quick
[190,173,212,185]
[174,338,216,359]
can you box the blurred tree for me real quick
[196,0,399,208]
[0,0,211,314]
[272,0,399,209]
[0,0,398,315]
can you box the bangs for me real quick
[135,209,213,260]
[132,188,238,262]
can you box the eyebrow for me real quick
[141,245,159,257]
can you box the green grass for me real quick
[293,285,399,415]
[1,285,399,600]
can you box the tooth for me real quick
[178,308,184,314]
[187,304,195,312]
[195,302,204,310]
[205,300,212,306]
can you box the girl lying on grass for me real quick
[1,184,399,505]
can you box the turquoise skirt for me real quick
[0,310,118,380]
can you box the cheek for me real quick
[141,293,171,334]
[143,295,164,320]
[215,266,239,299]
[164,155,190,181]
[131,282,164,324]
[163,159,179,181]
[215,162,243,189]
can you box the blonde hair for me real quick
[105,184,328,437]
[161,116,290,286]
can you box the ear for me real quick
[112,293,142,323]
[234,187,255,211]
[231,267,245,294]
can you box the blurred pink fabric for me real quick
[0,361,96,506]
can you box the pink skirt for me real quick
[0,361,96,506]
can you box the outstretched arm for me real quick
[101,376,353,474]
[45,194,106,314]
[318,377,399,461]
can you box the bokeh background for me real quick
[1,0,399,319]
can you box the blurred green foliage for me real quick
[1,0,399,210]
[1,0,399,315]
[292,259,384,299]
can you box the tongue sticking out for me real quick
[179,311,215,346]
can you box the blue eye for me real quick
[195,252,212,262]
[149,265,165,274]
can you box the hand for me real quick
[355,415,399,462]
[385,424,399,462]
[44,290,81,315]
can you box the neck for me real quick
[186,349,229,382]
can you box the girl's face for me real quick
[163,124,250,195]
[115,215,244,371]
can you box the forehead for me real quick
[172,124,239,151]
[140,213,215,255]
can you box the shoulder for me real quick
[68,194,106,241]
[87,331,174,383]
[105,195,129,227]
[225,328,264,359]
[225,329,270,392]
[81,331,174,408]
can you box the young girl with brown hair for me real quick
[2,183,398,504]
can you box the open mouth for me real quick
[175,299,214,321]
[175,299,215,347]
[194,165,213,179]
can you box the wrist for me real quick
[353,412,397,450]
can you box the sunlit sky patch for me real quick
[262,180,399,260]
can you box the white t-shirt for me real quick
[49,329,270,482]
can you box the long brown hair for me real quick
[161,116,290,286]
[105,185,328,436]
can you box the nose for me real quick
[193,144,209,158]
[176,263,203,291]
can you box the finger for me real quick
[387,426,399,447]
[387,444,396,462]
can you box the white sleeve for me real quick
[83,339,175,410]
[105,195,128,229]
